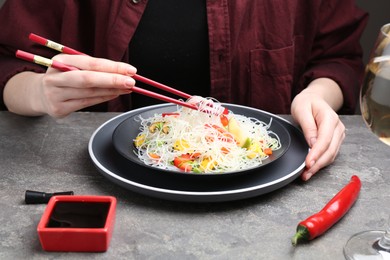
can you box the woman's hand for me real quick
[4,54,137,118]
[291,78,346,181]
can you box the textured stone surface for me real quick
[0,112,389,260]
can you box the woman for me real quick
[0,1,368,181]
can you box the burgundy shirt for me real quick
[0,0,368,114]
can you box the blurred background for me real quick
[355,0,390,64]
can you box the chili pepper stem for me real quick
[292,225,310,246]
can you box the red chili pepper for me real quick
[263,148,273,155]
[173,154,193,172]
[223,107,229,115]
[291,175,361,246]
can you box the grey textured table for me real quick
[0,111,389,260]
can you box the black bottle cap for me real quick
[25,190,74,204]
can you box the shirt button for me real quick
[132,0,140,3]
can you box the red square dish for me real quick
[37,195,117,252]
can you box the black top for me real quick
[129,0,210,109]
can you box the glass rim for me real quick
[380,23,390,38]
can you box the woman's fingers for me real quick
[54,54,137,76]
[291,92,346,181]
[301,118,345,181]
[37,55,138,117]
[40,80,132,118]
[45,69,135,91]
[41,82,131,105]
[44,94,121,118]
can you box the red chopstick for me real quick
[15,49,198,110]
[16,50,78,71]
[29,33,83,55]
[29,33,191,100]
[24,33,229,113]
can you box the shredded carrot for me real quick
[221,147,230,154]
[148,153,161,159]
[220,115,229,126]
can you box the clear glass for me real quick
[343,23,390,260]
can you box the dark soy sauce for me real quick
[47,202,110,228]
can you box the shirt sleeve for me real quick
[0,0,65,110]
[299,1,368,114]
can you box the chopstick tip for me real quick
[29,33,47,45]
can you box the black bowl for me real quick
[111,103,291,178]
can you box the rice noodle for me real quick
[133,96,281,173]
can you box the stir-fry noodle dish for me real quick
[133,97,281,173]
